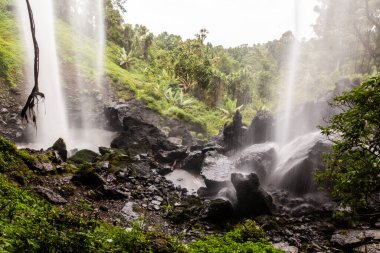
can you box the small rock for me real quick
[148,185,158,192]
[331,230,380,247]
[1,108,8,113]
[121,202,140,220]
[273,242,299,253]
[151,200,161,206]
[31,161,55,174]
[352,243,380,253]
[168,137,182,146]
[34,186,67,205]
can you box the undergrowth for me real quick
[0,0,22,88]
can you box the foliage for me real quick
[164,87,194,108]
[318,76,380,210]
[189,220,282,253]
[0,0,22,87]
[0,137,35,172]
[219,97,244,119]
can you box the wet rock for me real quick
[101,185,129,199]
[223,110,245,151]
[204,198,234,222]
[201,151,233,191]
[182,151,205,173]
[231,173,274,217]
[155,147,188,163]
[246,110,274,144]
[331,229,380,248]
[72,168,107,187]
[234,142,277,182]
[273,132,331,196]
[353,243,380,253]
[111,116,177,154]
[31,161,55,174]
[273,242,299,253]
[51,138,68,162]
[69,149,99,164]
[34,186,67,205]
[121,202,140,220]
[167,137,182,146]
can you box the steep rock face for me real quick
[271,132,331,196]
[231,173,274,217]
[246,110,274,145]
[234,142,277,182]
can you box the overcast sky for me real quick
[123,0,320,47]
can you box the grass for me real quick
[0,0,22,88]
[55,19,227,136]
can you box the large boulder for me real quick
[111,116,177,154]
[204,198,234,223]
[105,99,205,134]
[234,142,277,182]
[223,111,246,152]
[51,138,68,162]
[182,150,205,173]
[231,173,274,217]
[271,132,331,196]
[246,110,274,144]
[200,151,234,192]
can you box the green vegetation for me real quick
[189,220,282,253]
[0,135,281,252]
[0,0,22,88]
[318,76,380,211]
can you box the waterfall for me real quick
[16,0,112,151]
[16,0,70,149]
[274,0,300,146]
[65,0,107,144]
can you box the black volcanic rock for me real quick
[246,110,274,144]
[231,172,274,217]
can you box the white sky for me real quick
[124,0,320,47]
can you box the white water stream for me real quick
[16,0,110,151]
[17,0,69,149]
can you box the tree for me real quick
[318,76,380,212]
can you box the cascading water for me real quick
[16,0,70,149]
[16,0,113,151]
[63,0,110,150]
[274,0,300,146]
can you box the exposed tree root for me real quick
[20,0,45,124]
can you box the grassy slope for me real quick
[0,0,22,88]
[0,2,235,136]
[56,20,226,136]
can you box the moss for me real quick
[68,149,99,164]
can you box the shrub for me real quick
[318,76,380,211]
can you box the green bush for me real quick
[318,76,380,211]
[188,220,282,253]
